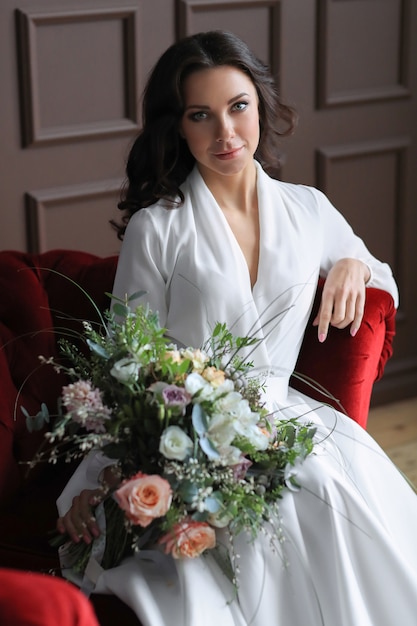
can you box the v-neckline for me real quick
[192,166,262,293]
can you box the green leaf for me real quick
[112,302,130,318]
[178,480,199,503]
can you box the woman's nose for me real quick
[216,116,235,141]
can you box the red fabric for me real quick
[0,569,99,626]
[293,279,396,428]
[0,249,395,626]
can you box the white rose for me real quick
[159,425,194,460]
[214,390,244,414]
[216,444,243,465]
[110,357,140,383]
[207,413,236,446]
[234,422,269,451]
[184,372,209,396]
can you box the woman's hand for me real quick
[56,465,121,544]
[56,487,104,545]
[313,258,370,342]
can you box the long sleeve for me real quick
[311,187,399,307]
[112,208,169,325]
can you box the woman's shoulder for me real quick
[126,197,188,232]
[265,173,325,206]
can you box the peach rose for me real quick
[159,519,216,558]
[115,472,172,527]
[202,366,226,388]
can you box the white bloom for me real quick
[214,390,246,415]
[211,379,235,399]
[184,372,209,396]
[110,357,140,383]
[216,444,243,465]
[240,424,270,451]
[159,426,194,460]
[207,413,236,447]
[182,348,209,371]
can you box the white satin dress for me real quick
[58,163,417,626]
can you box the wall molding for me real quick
[316,136,410,299]
[316,0,411,108]
[15,6,140,146]
[177,0,281,73]
[25,178,123,252]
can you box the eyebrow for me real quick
[184,92,250,111]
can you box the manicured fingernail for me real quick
[350,328,357,337]
[319,333,326,343]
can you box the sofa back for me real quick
[0,249,396,504]
[0,250,117,501]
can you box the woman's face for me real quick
[180,66,260,180]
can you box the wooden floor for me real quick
[367,396,417,487]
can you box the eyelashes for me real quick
[187,101,249,122]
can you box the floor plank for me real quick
[368,397,417,487]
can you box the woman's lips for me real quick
[213,146,243,160]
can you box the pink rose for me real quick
[159,519,216,558]
[162,385,191,410]
[115,472,172,527]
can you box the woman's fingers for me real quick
[57,488,104,544]
[313,259,368,341]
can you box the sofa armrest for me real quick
[292,280,396,428]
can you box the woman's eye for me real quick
[190,111,208,122]
[232,101,248,112]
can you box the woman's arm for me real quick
[312,188,399,342]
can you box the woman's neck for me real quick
[197,160,258,215]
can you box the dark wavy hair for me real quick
[112,30,298,238]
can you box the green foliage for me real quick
[25,294,317,578]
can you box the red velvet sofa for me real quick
[0,249,396,625]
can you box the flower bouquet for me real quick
[25,292,316,580]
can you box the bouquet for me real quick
[25,292,316,580]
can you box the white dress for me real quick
[58,163,417,626]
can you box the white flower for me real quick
[240,424,270,451]
[207,413,236,447]
[159,426,194,460]
[184,372,209,396]
[110,357,140,383]
[216,444,243,465]
[182,348,209,371]
[214,390,246,414]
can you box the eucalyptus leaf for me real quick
[178,480,199,503]
[22,403,50,432]
[192,403,208,436]
[86,339,110,359]
[128,290,148,303]
[112,302,130,318]
[203,493,222,513]
[199,436,220,459]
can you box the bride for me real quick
[56,31,417,625]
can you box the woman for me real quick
[57,31,417,625]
